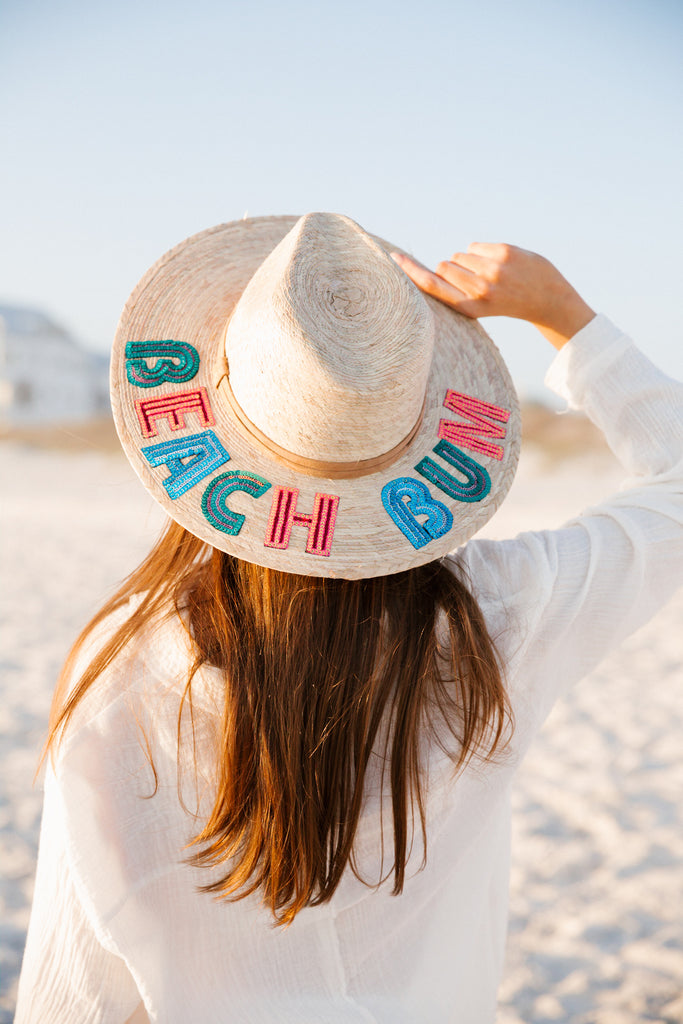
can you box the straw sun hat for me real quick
[111,212,520,579]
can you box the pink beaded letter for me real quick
[438,391,510,461]
[135,387,215,438]
[264,488,340,557]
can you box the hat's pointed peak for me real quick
[225,212,436,463]
[284,211,391,270]
[293,211,359,235]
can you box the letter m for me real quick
[438,391,510,461]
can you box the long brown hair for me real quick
[48,518,511,924]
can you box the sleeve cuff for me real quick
[544,314,632,409]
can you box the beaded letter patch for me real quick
[438,391,510,461]
[415,440,491,503]
[125,341,200,388]
[135,387,215,438]
[380,385,509,548]
[141,429,230,499]
[381,477,453,550]
[264,487,340,557]
[201,471,271,535]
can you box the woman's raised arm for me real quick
[392,244,595,349]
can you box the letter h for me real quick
[264,487,340,557]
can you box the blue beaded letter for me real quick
[381,477,453,550]
[141,429,230,499]
[201,471,271,535]
[125,341,200,388]
[415,440,491,503]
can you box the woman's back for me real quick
[25,593,514,1022]
[15,218,683,1023]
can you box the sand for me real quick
[1,438,681,1023]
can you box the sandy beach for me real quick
[1,430,681,1023]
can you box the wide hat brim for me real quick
[111,215,520,579]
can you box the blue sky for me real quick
[2,0,682,396]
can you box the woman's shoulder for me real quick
[442,533,559,681]
[59,594,205,751]
[445,534,551,618]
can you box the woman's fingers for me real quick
[390,253,468,303]
[435,259,493,303]
[436,258,481,291]
[467,241,514,261]
[394,243,595,349]
[391,253,484,316]
[449,251,500,280]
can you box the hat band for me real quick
[216,365,426,480]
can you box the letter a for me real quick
[141,429,230,499]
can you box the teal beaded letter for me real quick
[415,440,491,503]
[202,471,271,535]
[125,341,200,388]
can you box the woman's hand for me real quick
[391,243,595,350]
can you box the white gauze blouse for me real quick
[15,316,683,1023]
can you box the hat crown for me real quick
[225,212,435,462]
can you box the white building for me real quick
[0,305,110,426]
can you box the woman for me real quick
[16,213,683,1022]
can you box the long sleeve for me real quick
[14,315,683,1023]
[460,314,683,744]
[15,766,143,1024]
